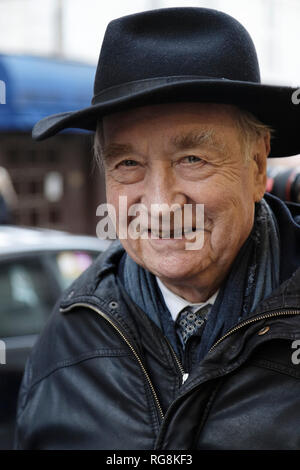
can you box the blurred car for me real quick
[0,226,111,449]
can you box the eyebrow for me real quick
[170,129,219,151]
[101,129,222,162]
[101,143,134,162]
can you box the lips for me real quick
[147,227,198,238]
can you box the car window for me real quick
[0,258,54,337]
[50,250,98,289]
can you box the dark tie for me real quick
[176,304,211,346]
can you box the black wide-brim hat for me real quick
[33,7,300,158]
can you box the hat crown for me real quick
[94,7,261,96]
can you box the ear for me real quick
[252,132,270,202]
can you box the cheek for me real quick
[105,176,116,204]
[106,175,142,205]
[105,175,124,203]
[199,171,252,212]
[192,180,239,221]
[198,180,254,245]
[105,184,143,241]
[106,180,128,221]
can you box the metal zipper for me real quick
[60,302,165,421]
[164,337,189,384]
[209,308,300,353]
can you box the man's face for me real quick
[101,103,268,300]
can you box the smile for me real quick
[147,227,203,239]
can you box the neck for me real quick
[157,270,225,303]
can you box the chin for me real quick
[123,238,212,277]
[143,253,210,282]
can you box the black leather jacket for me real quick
[15,194,300,450]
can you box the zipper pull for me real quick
[182,372,189,384]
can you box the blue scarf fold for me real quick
[118,198,280,361]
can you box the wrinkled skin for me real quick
[101,102,270,302]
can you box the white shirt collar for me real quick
[156,276,219,322]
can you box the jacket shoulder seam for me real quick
[29,348,129,389]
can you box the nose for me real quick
[140,162,187,210]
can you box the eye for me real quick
[180,155,203,164]
[118,159,139,167]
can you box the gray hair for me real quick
[233,108,273,163]
[93,120,105,170]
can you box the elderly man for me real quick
[15,8,300,450]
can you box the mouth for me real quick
[147,227,200,239]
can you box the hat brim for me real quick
[32,78,300,157]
